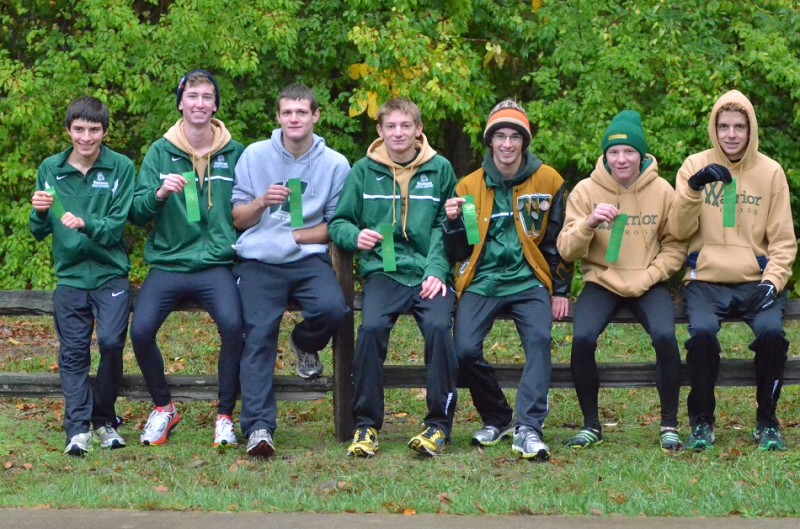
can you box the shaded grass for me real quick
[1,314,799,515]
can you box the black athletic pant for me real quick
[571,282,681,431]
[684,281,788,429]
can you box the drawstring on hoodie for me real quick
[165,117,233,215]
[189,150,213,209]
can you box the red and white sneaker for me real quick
[139,403,181,445]
[212,414,238,448]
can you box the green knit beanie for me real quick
[602,110,647,159]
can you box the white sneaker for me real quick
[212,415,238,447]
[512,426,550,461]
[139,404,181,446]
[95,425,126,449]
[64,431,93,456]
[246,429,275,458]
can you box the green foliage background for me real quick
[2,0,800,288]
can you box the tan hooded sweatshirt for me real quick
[558,154,686,297]
[164,117,232,208]
[668,90,796,290]
[365,134,436,239]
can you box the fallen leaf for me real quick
[4,461,13,470]
[187,460,205,469]
[403,509,416,515]
[153,485,169,493]
[317,480,338,494]
[475,504,487,513]
[438,493,452,506]
[22,463,33,470]
[590,509,602,516]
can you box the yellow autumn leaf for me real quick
[366,91,379,119]
[531,0,543,11]
[347,63,369,80]
[348,93,367,118]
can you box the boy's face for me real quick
[66,118,105,160]
[377,110,422,162]
[490,126,524,169]
[716,110,749,161]
[179,81,217,126]
[277,98,319,144]
[605,145,642,187]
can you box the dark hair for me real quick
[176,69,220,113]
[64,97,109,131]
[276,84,319,114]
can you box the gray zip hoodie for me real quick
[232,129,350,264]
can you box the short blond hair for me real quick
[377,98,422,127]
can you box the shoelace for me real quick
[215,417,234,437]
[355,427,375,443]
[144,410,171,435]
[422,427,439,439]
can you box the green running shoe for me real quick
[565,427,603,449]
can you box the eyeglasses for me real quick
[492,133,524,144]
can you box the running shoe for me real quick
[512,426,550,461]
[408,426,447,456]
[471,424,514,447]
[212,414,238,448]
[139,404,181,446]
[347,426,378,457]
[565,427,603,449]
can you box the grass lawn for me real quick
[1,313,799,516]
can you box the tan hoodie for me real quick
[365,134,436,239]
[558,155,686,297]
[668,90,796,290]
[164,117,232,208]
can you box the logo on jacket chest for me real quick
[212,155,229,170]
[414,175,433,190]
[516,194,551,237]
[91,172,109,189]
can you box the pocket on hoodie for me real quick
[596,267,652,298]
[693,243,760,283]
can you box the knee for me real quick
[96,332,125,353]
[130,317,157,346]
[216,316,243,341]
[650,331,678,353]
[751,326,788,355]
[571,330,598,353]
[454,338,482,363]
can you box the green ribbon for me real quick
[462,195,480,245]
[45,187,66,219]
[722,178,737,228]
[380,223,397,272]
[182,171,201,223]
[605,213,628,264]
[288,178,304,228]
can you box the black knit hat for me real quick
[176,69,219,114]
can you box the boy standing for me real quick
[669,90,796,451]
[329,98,458,457]
[30,96,134,455]
[129,70,244,448]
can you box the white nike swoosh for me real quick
[376,175,388,181]
[171,156,181,162]
[111,291,125,297]
[56,175,69,180]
